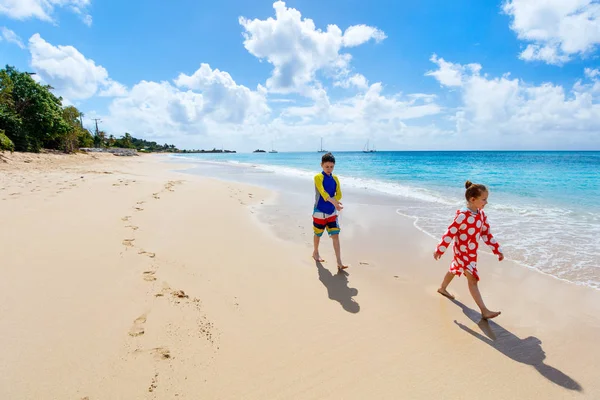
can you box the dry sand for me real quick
[1,151,598,399]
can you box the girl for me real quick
[433,181,504,319]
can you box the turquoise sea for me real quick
[171,151,600,290]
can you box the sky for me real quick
[1,0,599,152]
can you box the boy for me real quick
[312,152,348,271]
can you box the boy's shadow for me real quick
[315,261,360,313]
[451,299,582,392]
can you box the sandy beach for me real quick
[1,152,599,400]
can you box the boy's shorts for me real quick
[312,209,340,237]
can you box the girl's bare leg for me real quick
[438,272,456,299]
[465,272,500,319]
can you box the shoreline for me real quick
[1,152,599,399]
[171,154,600,292]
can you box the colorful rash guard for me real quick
[314,172,342,215]
[312,172,342,237]
[435,208,503,281]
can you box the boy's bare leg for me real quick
[437,272,455,299]
[465,272,500,319]
[312,235,325,262]
[331,235,347,269]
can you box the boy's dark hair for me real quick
[321,152,335,164]
[464,180,487,201]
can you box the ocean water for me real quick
[171,151,600,290]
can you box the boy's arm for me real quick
[333,175,342,201]
[481,214,503,257]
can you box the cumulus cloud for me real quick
[0,26,24,48]
[503,0,600,64]
[425,54,481,87]
[100,64,270,142]
[426,54,600,148]
[342,24,387,47]
[0,0,92,25]
[28,33,125,100]
[174,63,270,123]
[239,1,385,96]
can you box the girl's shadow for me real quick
[451,299,582,392]
[315,261,360,313]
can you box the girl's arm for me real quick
[481,214,503,258]
[435,212,462,256]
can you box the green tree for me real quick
[0,65,70,152]
[60,105,82,152]
[93,130,107,148]
[121,132,133,148]
[0,69,23,150]
[0,129,14,152]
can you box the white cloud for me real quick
[342,24,387,47]
[425,54,481,87]
[28,33,126,100]
[98,80,128,97]
[0,26,24,48]
[585,68,600,80]
[174,63,269,123]
[82,13,92,27]
[0,0,91,25]
[104,81,207,139]
[334,73,369,90]
[101,65,270,141]
[503,0,600,65]
[280,83,441,132]
[239,1,385,96]
[426,55,600,148]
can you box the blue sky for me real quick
[1,0,599,151]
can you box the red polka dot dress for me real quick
[435,208,503,281]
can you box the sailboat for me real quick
[318,137,327,153]
[363,139,376,153]
[269,141,278,153]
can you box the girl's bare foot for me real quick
[437,288,455,299]
[312,253,325,262]
[482,310,501,319]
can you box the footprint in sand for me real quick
[126,225,139,231]
[121,216,131,222]
[138,250,156,258]
[134,206,144,211]
[122,238,135,247]
[143,271,157,281]
[172,290,189,299]
[151,347,171,360]
[129,314,147,337]
[153,193,160,199]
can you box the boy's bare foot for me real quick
[437,288,455,299]
[482,310,501,320]
[312,253,325,262]
[337,265,348,271]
